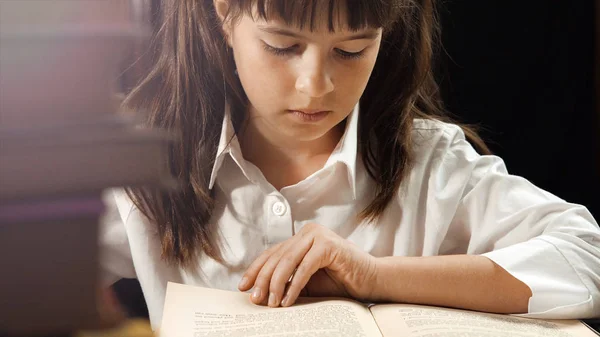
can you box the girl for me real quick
[102,0,600,328]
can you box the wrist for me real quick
[369,256,403,302]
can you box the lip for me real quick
[289,109,330,115]
[287,109,331,122]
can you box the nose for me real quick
[295,53,334,98]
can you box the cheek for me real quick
[351,52,380,92]
[336,62,375,99]
[233,46,292,106]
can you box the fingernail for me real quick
[252,287,262,300]
[268,292,277,307]
[281,294,290,307]
[238,277,248,288]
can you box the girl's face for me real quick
[224,6,382,143]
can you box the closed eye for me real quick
[262,42,298,56]
[262,42,365,61]
[334,48,365,60]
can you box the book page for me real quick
[369,304,597,337]
[159,282,383,337]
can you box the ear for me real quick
[213,0,232,46]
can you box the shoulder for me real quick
[103,187,138,225]
[407,118,507,194]
[410,118,477,163]
[412,118,467,146]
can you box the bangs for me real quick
[233,0,399,32]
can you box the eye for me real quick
[262,42,298,56]
[334,48,365,60]
[262,41,366,60]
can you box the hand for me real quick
[237,223,378,308]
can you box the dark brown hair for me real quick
[123,0,491,267]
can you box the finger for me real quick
[249,246,290,305]
[246,240,297,305]
[268,238,315,307]
[239,242,283,291]
[280,245,325,307]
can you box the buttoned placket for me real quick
[235,161,296,247]
[265,192,293,246]
[235,151,350,248]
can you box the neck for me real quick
[239,117,344,189]
[240,118,343,165]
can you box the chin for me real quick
[283,125,336,142]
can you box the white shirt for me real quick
[100,105,600,329]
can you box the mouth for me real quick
[286,109,331,122]
[288,109,330,115]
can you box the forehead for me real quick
[233,0,394,32]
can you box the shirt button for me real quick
[272,201,287,216]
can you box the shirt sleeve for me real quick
[98,188,137,286]
[435,123,600,319]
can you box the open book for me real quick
[160,282,597,337]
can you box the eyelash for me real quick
[262,43,365,60]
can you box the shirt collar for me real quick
[324,103,359,199]
[208,101,241,190]
[209,103,359,199]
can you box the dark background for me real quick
[437,1,599,217]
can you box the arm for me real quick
[372,255,531,314]
[402,124,600,319]
[239,123,600,319]
[99,188,137,286]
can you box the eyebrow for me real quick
[257,26,380,41]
